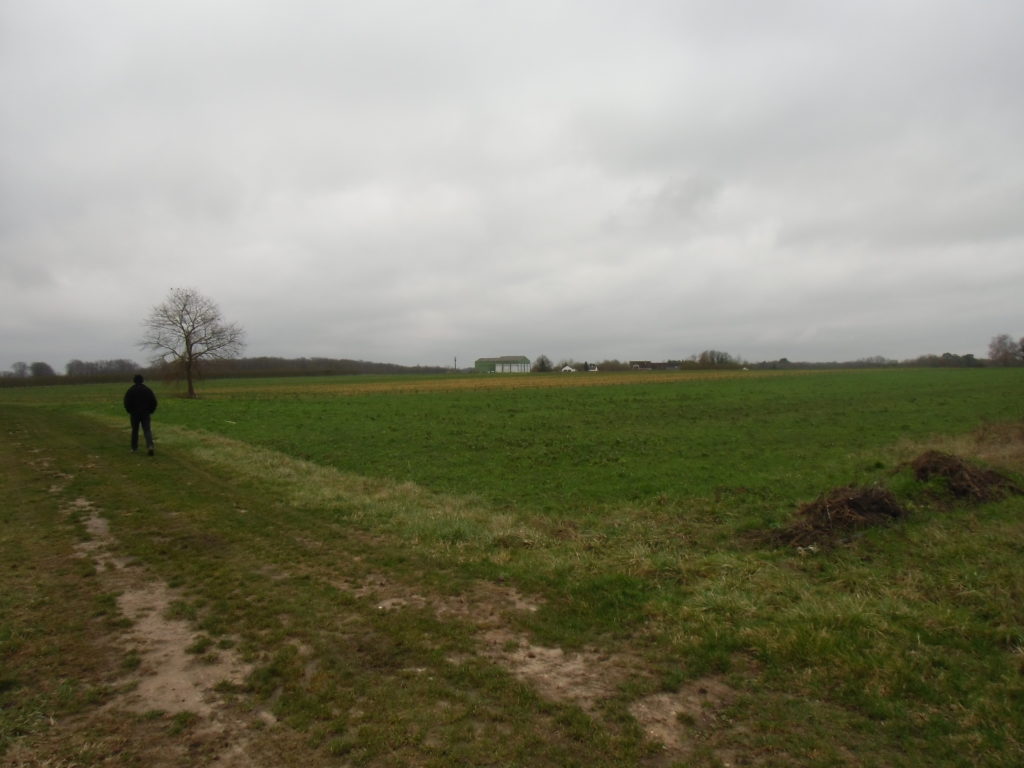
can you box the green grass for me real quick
[10,368,1017,514]
[2,368,1024,766]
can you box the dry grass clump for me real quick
[773,485,907,547]
[909,449,1022,502]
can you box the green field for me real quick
[3,368,1023,766]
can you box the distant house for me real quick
[474,356,531,373]
[561,365,576,373]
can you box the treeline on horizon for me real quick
[3,350,1013,389]
[541,350,987,373]
[0,356,449,386]
[543,335,1024,372]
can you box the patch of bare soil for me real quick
[629,678,737,763]
[772,485,908,547]
[353,574,634,712]
[348,573,739,763]
[909,450,1022,501]
[479,629,630,714]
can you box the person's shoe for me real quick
[147,448,154,456]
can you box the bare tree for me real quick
[141,287,245,398]
[987,334,1022,366]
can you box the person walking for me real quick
[123,374,158,455]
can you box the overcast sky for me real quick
[2,1,1022,372]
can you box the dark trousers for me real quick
[130,413,154,451]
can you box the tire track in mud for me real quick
[17,447,277,768]
[71,497,253,718]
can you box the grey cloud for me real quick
[2,1,1023,371]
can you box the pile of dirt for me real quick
[771,450,1022,549]
[773,485,908,547]
[909,450,1022,502]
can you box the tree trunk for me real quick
[185,358,197,398]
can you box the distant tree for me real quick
[697,350,736,367]
[940,352,980,368]
[988,334,1022,366]
[532,354,553,373]
[141,287,245,398]
[66,358,140,377]
[856,356,896,367]
[29,362,56,377]
[10,362,28,378]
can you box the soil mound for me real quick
[910,450,1021,502]
[774,485,907,547]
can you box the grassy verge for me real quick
[2,370,1024,766]
[0,410,127,756]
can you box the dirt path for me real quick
[5,451,289,767]
[10,445,740,767]
[74,498,252,713]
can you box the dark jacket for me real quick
[123,383,158,416]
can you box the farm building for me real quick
[474,356,531,373]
